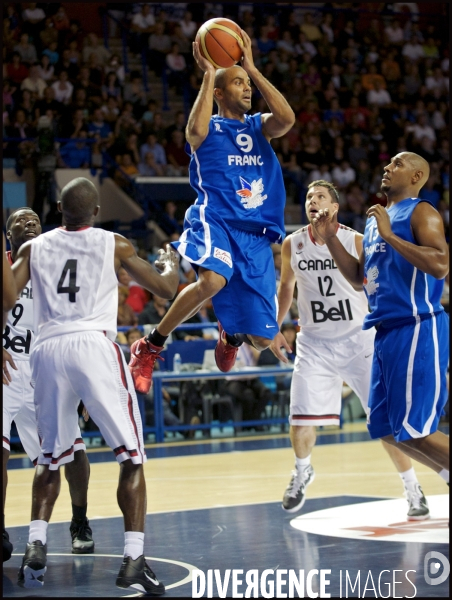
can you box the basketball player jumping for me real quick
[3,208,94,562]
[10,179,179,594]
[128,29,295,393]
[271,181,443,518]
[312,153,449,480]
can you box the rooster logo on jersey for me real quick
[236,176,267,209]
[363,266,380,295]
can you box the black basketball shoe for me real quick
[70,518,95,554]
[405,483,430,521]
[116,555,165,595]
[17,540,47,588]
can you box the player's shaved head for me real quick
[403,152,430,188]
[214,65,244,90]
[60,177,99,225]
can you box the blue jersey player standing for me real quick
[311,152,449,479]
[129,29,295,393]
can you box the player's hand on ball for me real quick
[193,41,216,73]
[2,348,17,386]
[239,29,255,72]
[155,244,180,273]
[269,331,292,363]
[311,207,338,241]
[366,204,393,241]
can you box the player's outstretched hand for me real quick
[311,207,338,241]
[155,244,180,274]
[366,204,393,241]
[239,29,255,73]
[269,331,292,363]
[3,348,17,386]
[192,41,216,73]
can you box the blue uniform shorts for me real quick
[172,206,279,339]
[367,311,449,442]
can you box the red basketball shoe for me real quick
[214,323,239,373]
[129,338,163,394]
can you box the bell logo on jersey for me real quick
[3,326,32,355]
[311,299,354,323]
[236,177,267,209]
[363,266,380,295]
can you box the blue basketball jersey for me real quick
[187,113,285,242]
[362,198,445,329]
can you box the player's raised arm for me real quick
[185,42,216,151]
[3,234,17,314]
[270,236,296,362]
[312,208,365,289]
[239,30,294,140]
[10,241,32,297]
[114,234,179,300]
[367,202,448,279]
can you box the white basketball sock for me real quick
[438,469,449,483]
[399,467,418,487]
[124,531,145,560]
[29,520,48,545]
[295,455,311,471]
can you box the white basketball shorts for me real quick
[31,331,146,470]
[3,359,42,463]
[289,328,376,427]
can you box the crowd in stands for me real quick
[2,3,449,433]
[3,3,449,233]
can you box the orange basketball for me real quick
[195,18,243,69]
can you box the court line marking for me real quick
[9,553,197,592]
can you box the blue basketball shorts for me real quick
[172,205,279,339]
[367,311,449,442]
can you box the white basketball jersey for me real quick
[3,252,35,361]
[290,224,369,340]
[30,227,118,345]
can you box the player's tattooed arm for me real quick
[312,208,365,288]
[114,234,180,300]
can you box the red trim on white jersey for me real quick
[6,251,13,266]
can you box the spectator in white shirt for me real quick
[22,3,46,40]
[37,54,55,82]
[179,11,197,40]
[402,36,425,62]
[21,63,47,99]
[407,114,436,144]
[367,80,392,108]
[331,161,356,189]
[130,4,155,54]
[51,70,74,104]
[384,19,404,45]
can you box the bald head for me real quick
[60,177,99,225]
[403,152,430,189]
[214,65,245,90]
